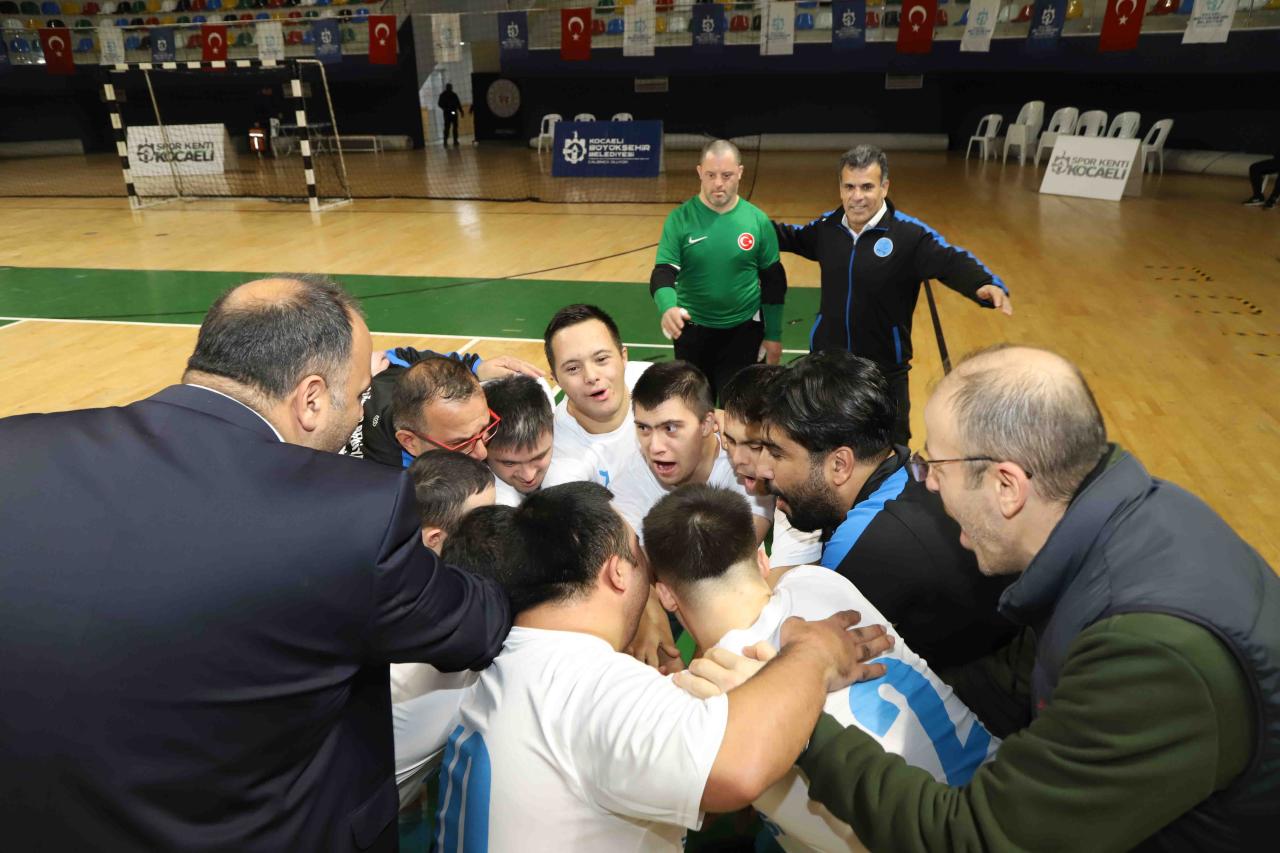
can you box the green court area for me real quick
[0,267,820,355]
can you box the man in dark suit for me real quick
[0,276,512,851]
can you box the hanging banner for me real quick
[432,12,461,63]
[691,3,724,52]
[1182,0,1236,44]
[624,0,655,57]
[201,24,228,62]
[149,26,175,63]
[98,24,125,65]
[368,15,397,65]
[960,0,1000,52]
[896,0,938,54]
[39,27,76,74]
[312,19,342,65]
[256,21,283,63]
[1026,0,1067,52]
[561,8,592,61]
[832,1,867,51]
[761,1,796,56]
[497,11,529,60]
[552,120,664,178]
[1098,0,1146,53]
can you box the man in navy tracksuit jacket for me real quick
[774,145,1012,443]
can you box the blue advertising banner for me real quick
[497,11,529,61]
[832,1,867,51]
[1026,0,1067,52]
[150,26,175,63]
[313,19,342,65]
[552,120,664,178]
[690,3,724,52]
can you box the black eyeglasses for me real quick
[907,451,1031,483]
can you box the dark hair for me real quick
[721,363,786,425]
[408,451,494,533]
[762,351,894,463]
[507,482,635,612]
[391,357,480,434]
[484,374,552,453]
[948,344,1108,503]
[642,485,757,588]
[185,274,361,401]
[632,361,714,421]
[442,504,525,588]
[543,304,624,370]
[838,144,890,182]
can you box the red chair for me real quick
[729,13,748,30]
[285,27,301,44]
[1150,0,1176,14]
[185,32,200,47]
[83,0,100,11]
[286,8,298,16]
[866,10,879,26]
[656,1,673,10]
[1014,3,1032,22]
[936,8,947,25]
[591,17,605,34]
[190,0,203,9]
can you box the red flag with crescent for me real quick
[561,7,591,61]
[895,0,937,54]
[1098,0,1146,52]
[38,28,76,75]
[201,24,228,62]
[368,15,397,65]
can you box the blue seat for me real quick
[301,26,311,43]
[206,0,219,7]
[254,10,266,17]
[114,15,126,24]
[40,1,59,14]
[11,36,32,52]
[124,34,139,48]
[795,12,814,29]
[354,6,367,14]
[191,12,203,21]
[74,36,92,51]
[606,16,623,35]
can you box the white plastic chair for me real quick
[1075,110,1108,138]
[1034,107,1079,167]
[535,113,561,154]
[816,10,833,28]
[1003,100,1045,165]
[1141,119,1173,174]
[966,114,1002,161]
[573,113,596,122]
[1107,111,1141,140]
[611,112,633,121]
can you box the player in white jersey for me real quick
[719,364,823,572]
[482,373,599,506]
[611,360,773,542]
[543,303,652,488]
[645,485,1000,853]
[436,482,895,853]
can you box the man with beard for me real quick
[754,349,1016,668]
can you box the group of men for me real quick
[1,142,1278,853]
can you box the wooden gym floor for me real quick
[0,149,1277,566]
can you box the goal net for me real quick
[106,59,351,211]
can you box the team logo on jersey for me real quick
[873,237,894,257]
[737,232,755,251]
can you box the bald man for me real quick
[0,276,512,851]
[651,138,788,401]
[684,344,1280,852]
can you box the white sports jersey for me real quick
[611,441,773,542]
[551,360,651,489]
[389,664,477,807]
[767,507,823,568]
[491,453,600,507]
[717,566,1000,853]
[438,627,729,852]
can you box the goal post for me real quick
[104,58,352,212]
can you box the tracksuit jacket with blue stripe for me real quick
[774,199,1006,371]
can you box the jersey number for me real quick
[847,659,991,785]
[436,725,492,852]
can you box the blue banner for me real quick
[552,120,664,178]
[150,26,175,63]
[498,11,528,61]
[832,1,867,51]
[1026,0,1067,52]
[313,19,342,65]
[691,3,724,52]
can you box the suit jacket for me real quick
[0,385,512,851]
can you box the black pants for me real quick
[1249,155,1280,201]
[886,367,911,448]
[674,319,764,404]
[442,110,459,145]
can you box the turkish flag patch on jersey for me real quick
[737,232,755,251]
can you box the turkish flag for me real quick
[38,28,75,75]
[202,24,228,62]
[896,0,938,54]
[561,8,591,61]
[1098,0,1146,53]
[368,15,397,65]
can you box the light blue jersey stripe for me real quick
[820,467,910,570]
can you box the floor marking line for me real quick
[456,338,481,353]
[0,319,27,332]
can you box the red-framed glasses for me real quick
[413,409,501,453]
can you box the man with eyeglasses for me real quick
[754,349,1017,669]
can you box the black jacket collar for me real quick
[149,384,282,442]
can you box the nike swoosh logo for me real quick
[687,236,709,244]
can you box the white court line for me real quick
[0,316,809,354]
[0,319,27,332]
[454,337,482,353]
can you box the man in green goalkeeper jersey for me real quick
[650,139,789,402]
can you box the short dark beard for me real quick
[771,466,846,533]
